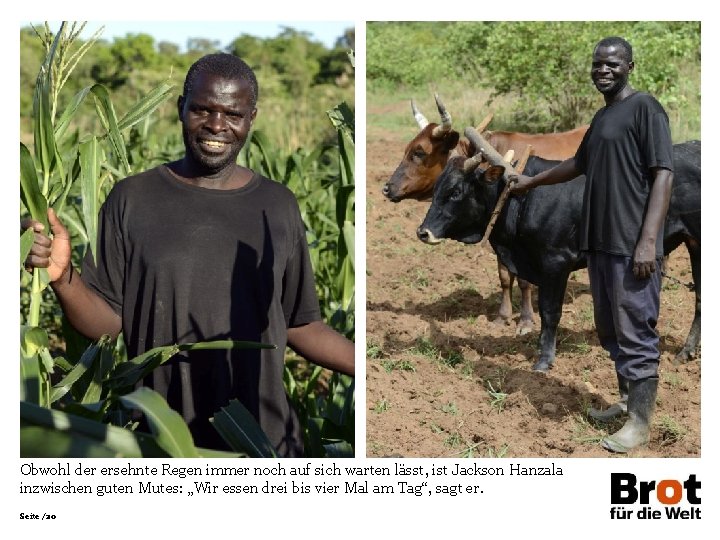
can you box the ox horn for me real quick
[431,93,452,137]
[463,152,485,173]
[411,99,429,129]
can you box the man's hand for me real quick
[22,208,72,283]
[633,239,657,279]
[508,174,534,195]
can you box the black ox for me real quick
[417,141,701,372]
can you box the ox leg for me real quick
[673,239,701,364]
[532,276,569,372]
[516,277,535,336]
[494,260,514,326]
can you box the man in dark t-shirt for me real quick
[509,37,674,453]
[23,53,355,456]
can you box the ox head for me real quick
[383,94,461,202]
[417,154,505,245]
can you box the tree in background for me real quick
[367,21,700,133]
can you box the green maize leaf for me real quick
[54,401,106,422]
[322,440,354,458]
[51,150,80,216]
[343,221,355,268]
[36,266,51,294]
[120,387,200,458]
[117,81,175,131]
[338,376,355,434]
[108,340,274,391]
[20,400,168,458]
[249,130,281,179]
[335,187,355,258]
[47,180,65,208]
[305,365,325,397]
[286,153,305,187]
[336,185,355,226]
[314,212,338,230]
[20,227,34,269]
[305,416,325,458]
[57,207,88,245]
[79,338,116,404]
[108,348,176,392]
[21,426,122,458]
[54,85,92,142]
[283,365,298,398]
[196,447,245,458]
[53,355,73,372]
[32,64,58,182]
[115,332,128,362]
[79,136,102,265]
[90,84,131,175]
[81,340,115,403]
[51,337,105,403]
[20,354,40,404]
[334,257,354,310]
[327,101,355,142]
[211,399,277,458]
[322,375,354,430]
[20,143,48,231]
[337,129,355,187]
[21,325,49,359]
[39,347,54,374]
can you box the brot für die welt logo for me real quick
[610,473,701,520]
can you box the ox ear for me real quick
[441,131,460,153]
[483,165,505,183]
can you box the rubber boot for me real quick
[601,377,658,453]
[588,372,628,422]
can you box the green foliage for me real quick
[473,21,700,130]
[284,363,355,457]
[368,21,700,136]
[212,400,278,458]
[367,22,452,87]
[21,23,355,154]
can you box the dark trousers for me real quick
[586,251,662,381]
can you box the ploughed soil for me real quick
[365,111,701,459]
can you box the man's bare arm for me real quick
[633,167,673,279]
[287,321,355,376]
[509,158,581,195]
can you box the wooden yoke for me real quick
[463,127,532,251]
[475,113,494,134]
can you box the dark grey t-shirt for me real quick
[574,92,673,257]
[82,166,321,456]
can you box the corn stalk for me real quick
[20,22,174,408]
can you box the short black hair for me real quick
[595,36,633,63]
[183,53,259,106]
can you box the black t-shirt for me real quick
[574,92,674,257]
[81,166,321,456]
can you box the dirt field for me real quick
[365,105,701,459]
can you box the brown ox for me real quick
[382,97,588,202]
[484,125,588,162]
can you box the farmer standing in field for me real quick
[509,37,674,452]
[22,53,355,457]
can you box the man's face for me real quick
[591,44,634,97]
[178,73,257,173]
